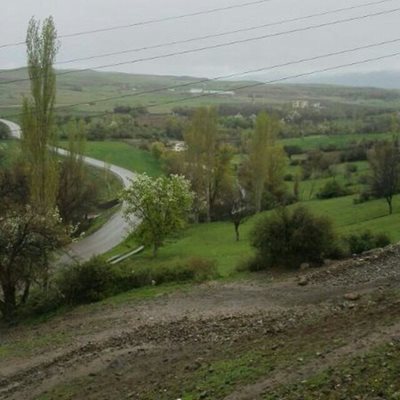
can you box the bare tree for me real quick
[230,185,253,241]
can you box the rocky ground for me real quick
[0,246,400,399]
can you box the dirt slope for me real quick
[0,246,399,399]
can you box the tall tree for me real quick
[368,140,400,215]
[184,107,219,222]
[21,17,59,210]
[57,120,97,224]
[247,112,286,212]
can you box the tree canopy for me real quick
[122,174,194,256]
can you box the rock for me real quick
[298,276,309,286]
[300,263,310,270]
[108,358,125,369]
[344,293,361,301]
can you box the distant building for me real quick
[292,100,309,109]
[172,141,187,152]
[292,100,323,110]
[189,88,235,96]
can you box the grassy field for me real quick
[280,131,395,151]
[3,131,398,278]
[107,192,399,277]
[60,140,162,177]
[81,135,397,277]
[1,68,400,116]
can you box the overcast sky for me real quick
[1,0,400,81]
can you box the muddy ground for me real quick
[0,246,400,399]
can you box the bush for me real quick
[317,180,349,199]
[284,173,294,182]
[353,190,371,204]
[344,231,390,255]
[236,256,266,272]
[345,163,358,174]
[250,206,337,269]
[21,287,63,317]
[58,257,218,305]
[114,257,218,289]
[19,256,218,318]
[358,174,370,185]
[56,258,115,304]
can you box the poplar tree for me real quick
[184,107,219,222]
[21,17,59,211]
[247,112,286,212]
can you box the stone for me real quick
[298,276,309,286]
[344,293,361,301]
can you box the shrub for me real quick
[251,206,337,269]
[353,190,371,204]
[317,180,349,199]
[56,257,115,304]
[344,231,390,255]
[114,257,218,289]
[358,174,370,185]
[284,173,294,182]
[236,256,265,272]
[345,163,358,174]
[21,287,63,317]
[19,256,218,318]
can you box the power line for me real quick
[4,50,400,137]
[2,6,399,86]
[0,0,392,70]
[154,51,400,109]
[0,0,276,49]
[4,50,400,136]
[3,37,400,120]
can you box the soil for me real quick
[0,245,400,400]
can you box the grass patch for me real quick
[280,132,394,152]
[107,220,255,277]
[61,140,162,176]
[0,332,71,360]
[107,193,399,277]
[265,342,400,399]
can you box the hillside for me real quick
[298,69,400,90]
[1,245,399,399]
[1,68,400,117]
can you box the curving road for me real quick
[0,118,137,264]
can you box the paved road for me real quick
[0,118,137,264]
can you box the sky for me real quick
[1,0,400,82]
